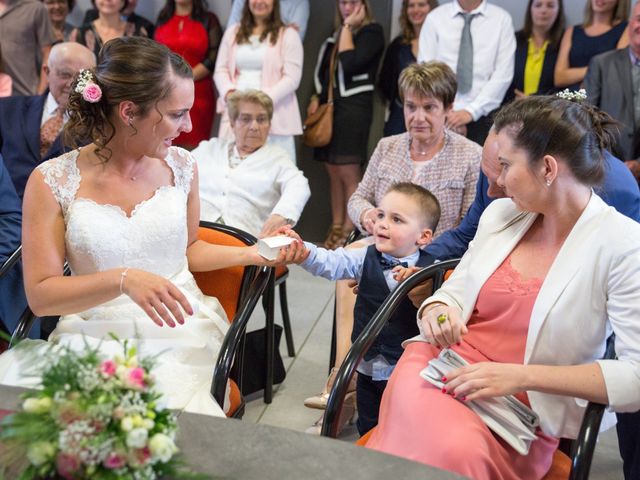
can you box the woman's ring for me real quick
[437,313,448,325]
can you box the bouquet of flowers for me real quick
[0,339,202,479]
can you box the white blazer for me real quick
[419,194,640,438]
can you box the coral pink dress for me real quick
[367,256,559,480]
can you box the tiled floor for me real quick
[241,266,624,479]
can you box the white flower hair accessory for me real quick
[75,69,102,103]
[556,88,587,102]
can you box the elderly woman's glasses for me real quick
[236,114,269,126]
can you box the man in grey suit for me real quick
[585,0,640,183]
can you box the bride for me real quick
[0,37,303,417]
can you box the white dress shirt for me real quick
[40,92,63,127]
[418,1,515,120]
[193,138,310,236]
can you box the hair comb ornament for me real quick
[75,69,102,103]
[556,88,587,102]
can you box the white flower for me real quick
[148,433,178,463]
[26,441,56,466]
[142,418,155,430]
[126,427,148,449]
[121,416,134,432]
[22,396,52,414]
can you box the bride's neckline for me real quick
[68,149,178,219]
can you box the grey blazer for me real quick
[585,47,639,161]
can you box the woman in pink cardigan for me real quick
[214,0,303,164]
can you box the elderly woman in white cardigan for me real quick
[193,89,310,237]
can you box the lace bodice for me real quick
[37,147,195,278]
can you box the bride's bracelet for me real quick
[119,267,130,294]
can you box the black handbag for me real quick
[239,324,286,395]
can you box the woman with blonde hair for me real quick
[214,0,303,164]
[308,0,385,248]
[379,0,438,136]
[554,0,629,89]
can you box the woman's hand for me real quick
[345,4,366,30]
[270,238,310,266]
[121,269,193,328]
[259,214,289,238]
[420,303,467,348]
[360,208,378,235]
[307,97,320,116]
[443,362,528,401]
[446,110,473,130]
[514,88,528,99]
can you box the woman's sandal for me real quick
[304,367,357,410]
[304,392,357,436]
[324,224,344,250]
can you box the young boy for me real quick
[290,182,440,435]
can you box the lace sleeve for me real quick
[165,147,195,195]
[36,151,81,214]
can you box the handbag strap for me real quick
[326,40,339,104]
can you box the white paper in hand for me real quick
[257,236,295,260]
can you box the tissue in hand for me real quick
[257,236,295,260]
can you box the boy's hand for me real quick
[392,265,420,283]
[269,239,310,266]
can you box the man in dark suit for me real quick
[0,153,25,340]
[0,42,95,199]
[585,1,640,183]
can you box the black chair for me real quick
[321,259,617,480]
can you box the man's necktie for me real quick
[40,107,64,159]
[456,12,479,95]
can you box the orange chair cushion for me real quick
[275,265,288,278]
[225,379,243,417]
[542,449,571,480]
[356,427,376,446]
[444,269,454,281]
[192,227,247,321]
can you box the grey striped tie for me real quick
[456,12,478,94]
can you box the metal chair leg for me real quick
[278,281,295,357]
[263,270,276,404]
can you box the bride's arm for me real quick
[22,170,191,327]
[185,163,306,272]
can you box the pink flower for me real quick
[100,359,117,377]
[104,452,126,469]
[56,452,81,479]
[125,367,146,390]
[128,446,151,467]
[82,83,102,103]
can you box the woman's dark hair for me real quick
[156,0,208,26]
[399,0,439,44]
[493,95,619,186]
[236,0,284,45]
[64,36,192,162]
[521,0,566,48]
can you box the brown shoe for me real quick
[304,367,357,410]
[323,224,343,250]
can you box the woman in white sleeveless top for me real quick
[0,37,303,416]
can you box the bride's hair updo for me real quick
[493,95,619,186]
[64,36,192,162]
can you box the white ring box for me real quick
[257,236,295,260]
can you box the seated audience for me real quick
[585,0,640,183]
[364,95,640,480]
[228,0,309,39]
[70,0,151,59]
[302,61,480,432]
[418,0,516,144]
[193,89,310,237]
[554,0,629,90]
[378,0,438,136]
[214,0,303,164]
[82,0,154,38]
[0,153,25,339]
[42,0,75,42]
[290,183,440,435]
[504,0,565,104]
[155,0,222,149]
[308,0,385,248]
[0,42,96,199]
[0,0,55,96]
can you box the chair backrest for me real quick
[322,258,460,437]
[194,222,258,321]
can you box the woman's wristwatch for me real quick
[343,22,353,32]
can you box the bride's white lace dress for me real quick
[0,147,229,417]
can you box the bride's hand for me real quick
[121,269,193,328]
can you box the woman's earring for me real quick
[128,116,134,127]
[546,179,552,187]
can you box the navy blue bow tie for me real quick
[379,257,409,270]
